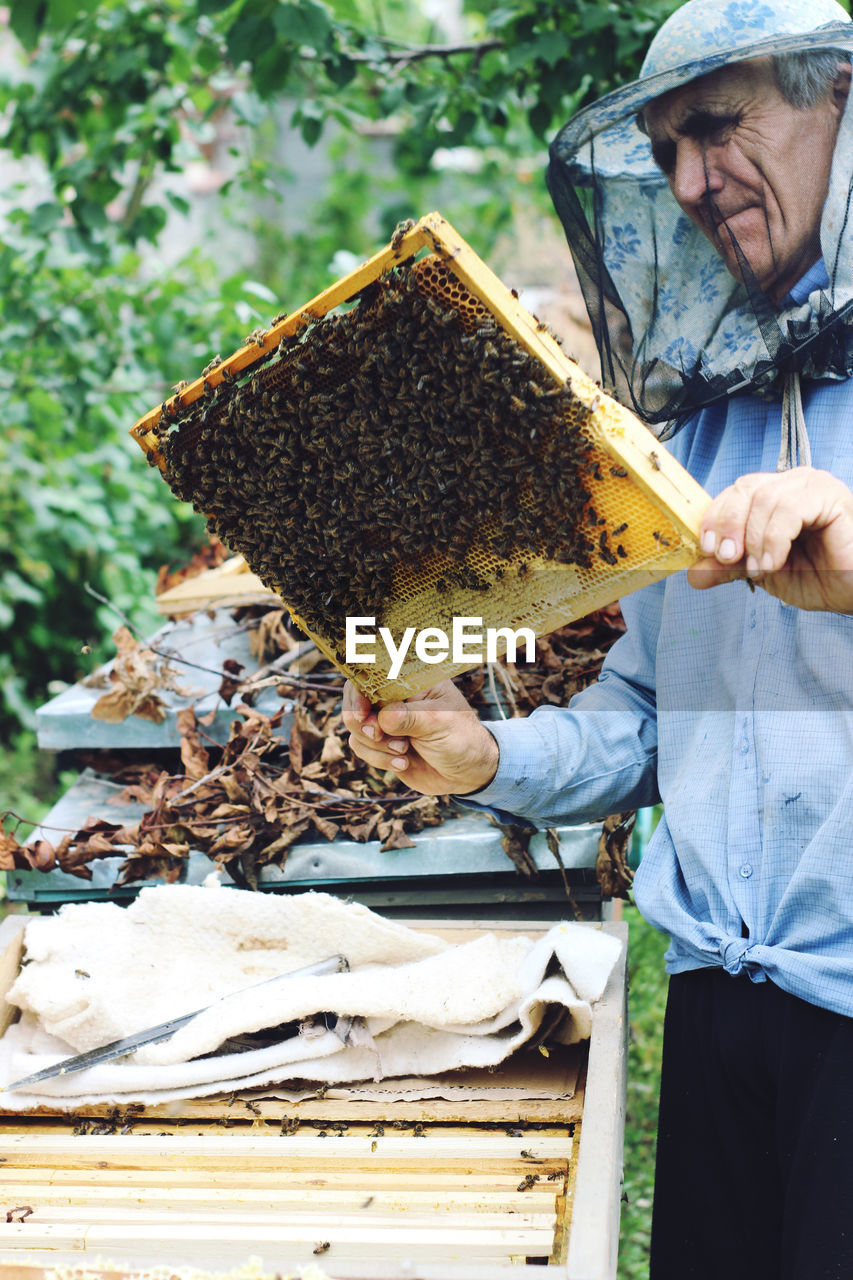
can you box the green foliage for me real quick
[0,730,77,829]
[620,903,669,1279]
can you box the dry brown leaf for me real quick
[218,658,245,706]
[0,831,22,871]
[156,535,229,596]
[319,734,346,765]
[91,685,167,724]
[311,813,340,842]
[176,708,210,781]
[379,819,417,851]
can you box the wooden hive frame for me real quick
[130,213,710,702]
[0,915,627,1280]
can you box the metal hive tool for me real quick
[131,213,710,703]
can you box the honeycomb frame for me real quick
[130,212,710,702]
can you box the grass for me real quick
[618,902,670,1279]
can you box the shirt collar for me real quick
[783,257,830,307]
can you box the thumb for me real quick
[377,698,439,738]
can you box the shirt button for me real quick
[739,863,753,879]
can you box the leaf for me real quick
[196,0,238,13]
[210,823,254,855]
[319,733,345,765]
[90,687,136,723]
[489,818,537,878]
[378,819,417,851]
[274,0,332,49]
[0,831,22,871]
[225,11,276,65]
[177,708,211,781]
[218,657,245,706]
[289,709,325,774]
[343,810,383,843]
[9,0,48,50]
[300,113,323,148]
[310,812,339,841]
[209,802,251,819]
[527,99,552,138]
[258,823,310,860]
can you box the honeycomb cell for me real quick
[149,244,693,700]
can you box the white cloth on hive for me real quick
[0,884,621,1108]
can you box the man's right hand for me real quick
[342,679,500,797]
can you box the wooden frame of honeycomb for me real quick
[130,212,710,703]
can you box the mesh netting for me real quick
[546,23,853,433]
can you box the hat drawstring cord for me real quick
[778,370,811,471]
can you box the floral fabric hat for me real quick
[547,0,853,430]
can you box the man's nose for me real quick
[671,139,723,210]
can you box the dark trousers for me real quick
[649,967,853,1280]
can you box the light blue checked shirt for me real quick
[468,275,853,1017]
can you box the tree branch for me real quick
[347,37,504,67]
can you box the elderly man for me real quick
[345,1,853,1276]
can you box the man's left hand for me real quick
[688,467,853,612]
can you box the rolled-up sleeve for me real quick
[461,581,663,827]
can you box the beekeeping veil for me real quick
[547,0,853,441]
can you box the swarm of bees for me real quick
[158,261,598,653]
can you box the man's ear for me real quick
[833,60,851,112]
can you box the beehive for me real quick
[131,213,709,702]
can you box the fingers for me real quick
[697,470,818,577]
[341,681,429,773]
[342,679,388,746]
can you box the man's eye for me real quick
[688,111,742,145]
[706,114,740,144]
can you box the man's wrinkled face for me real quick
[644,58,850,303]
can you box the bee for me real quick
[610,466,628,477]
[612,522,628,536]
[652,530,671,546]
[517,1174,540,1192]
[390,218,416,253]
[649,450,661,471]
[313,1242,330,1255]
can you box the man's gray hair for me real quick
[772,49,850,108]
